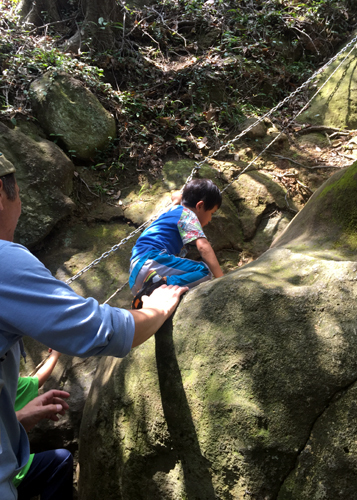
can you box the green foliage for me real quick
[0,0,356,180]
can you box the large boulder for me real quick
[0,120,75,247]
[123,158,294,267]
[78,161,357,499]
[297,40,357,129]
[30,72,116,160]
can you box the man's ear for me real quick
[196,200,205,211]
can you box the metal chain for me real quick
[67,33,357,288]
[221,38,357,194]
[66,215,155,284]
[66,197,175,285]
[103,281,129,304]
[186,33,357,184]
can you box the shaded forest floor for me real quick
[1,0,357,207]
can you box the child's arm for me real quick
[35,350,62,388]
[171,191,182,205]
[196,238,224,278]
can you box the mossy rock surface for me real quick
[297,42,357,129]
[271,161,357,258]
[30,72,116,159]
[278,381,357,500]
[36,218,135,308]
[225,168,294,240]
[78,163,357,499]
[0,120,75,247]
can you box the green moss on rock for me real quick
[272,161,357,258]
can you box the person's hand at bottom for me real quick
[16,390,70,432]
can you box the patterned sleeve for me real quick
[177,207,206,245]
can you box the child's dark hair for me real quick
[182,178,222,211]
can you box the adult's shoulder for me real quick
[0,240,49,276]
[0,240,36,262]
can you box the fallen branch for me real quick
[297,180,313,194]
[284,188,298,213]
[74,172,100,198]
[295,125,348,136]
[329,131,350,139]
[271,154,340,170]
[28,16,78,34]
[336,151,356,161]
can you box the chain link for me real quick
[221,38,357,194]
[186,33,357,185]
[66,198,175,285]
[66,216,154,284]
[103,281,129,304]
[66,34,357,288]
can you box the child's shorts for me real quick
[129,251,212,296]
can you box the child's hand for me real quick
[171,191,182,205]
[49,349,61,360]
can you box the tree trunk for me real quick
[66,0,124,53]
[16,0,125,52]
[16,0,63,27]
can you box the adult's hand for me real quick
[16,390,70,432]
[142,284,188,316]
[130,284,188,348]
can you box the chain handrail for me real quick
[103,280,129,304]
[66,33,357,292]
[185,33,357,184]
[65,206,168,284]
[221,38,357,193]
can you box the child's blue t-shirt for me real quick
[130,205,206,263]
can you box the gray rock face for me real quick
[78,162,357,499]
[279,380,357,499]
[0,120,75,247]
[30,72,116,160]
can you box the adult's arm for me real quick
[0,242,136,357]
[195,237,224,278]
[130,284,188,347]
[0,242,186,358]
[16,389,70,432]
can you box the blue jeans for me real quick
[17,449,73,500]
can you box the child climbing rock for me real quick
[129,178,224,309]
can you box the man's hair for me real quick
[182,178,222,211]
[0,173,17,201]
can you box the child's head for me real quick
[182,178,222,211]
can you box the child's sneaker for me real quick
[132,271,167,309]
